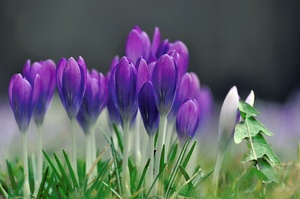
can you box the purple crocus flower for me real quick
[76,70,108,133]
[169,72,200,119]
[195,86,213,124]
[138,81,159,136]
[9,74,42,132]
[109,56,138,125]
[126,26,151,64]
[152,54,177,115]
[176,99,200,142]
[23,59,56,126]
[56,57,87,119]
[168,41,189,70]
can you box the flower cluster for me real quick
[8,26,213,196]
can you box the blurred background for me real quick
[0,1,300,164]
[0,0,300,102]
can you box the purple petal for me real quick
[126,29,145,64]
[56,57,67,95]
[151,27,161,57]
[136,58,149,92]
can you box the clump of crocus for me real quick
[138,81,159,193]
[176,99,200,145]
[56,56,87,176]
[9,73,42,197]
[76,69,108,176]
[212,86,255,192]
[23,59,56,185]
[108,56,138,195]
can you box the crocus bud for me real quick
[152,54,177,115]
[176,99,200,142]
[138,81,159,136]
[56,57,87,119]
[218,86,239,151]
[76,70,108,133]
[168,41,189,70]
[195,86,213,124]
[23,59,56,126]
[126,26,151,64]
[169,72,200,119]
[109,56,138,125]
[245,90,255,106]
[9,74,42,132]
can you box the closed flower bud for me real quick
[138,81,159,136]
[56,57,87,119]
[76,70,108,133]
[109,56,138,125]
[126,26,151,64]
[152,54,177,115]
[23,59,56,126]
[176,99,200,142]
[9,74,42,132]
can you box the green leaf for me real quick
[241,134,281,167]
[178,165,196,197]
[254,158,278,183]
[239,100,260,118]
[234,117,273,144]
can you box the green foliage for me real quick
[234,100,281,183]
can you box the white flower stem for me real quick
[90,124,97,178]
[85,132,92,175]
[122,122,131,197]
[154,114,167,194]
[37,124,43,185]
[21,131,30,198]
[70,119,77,179]
[146,135,155,196]
[212,150,224,195]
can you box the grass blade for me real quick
[113,123,123,154]
[0,183,9,199]
[63,150,79,189]
[36,166,49,199]
[110,136,122,194]
[53,153,72,189]
[145,163,167,198]
[6,160,17,190]
[165,137,191,198]
[136,159,150,191]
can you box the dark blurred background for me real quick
[1,1,300,102]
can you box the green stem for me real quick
[70,119,77,179]
[21,131,30,198]
[122,122,131,197]
[154,114,167,194]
